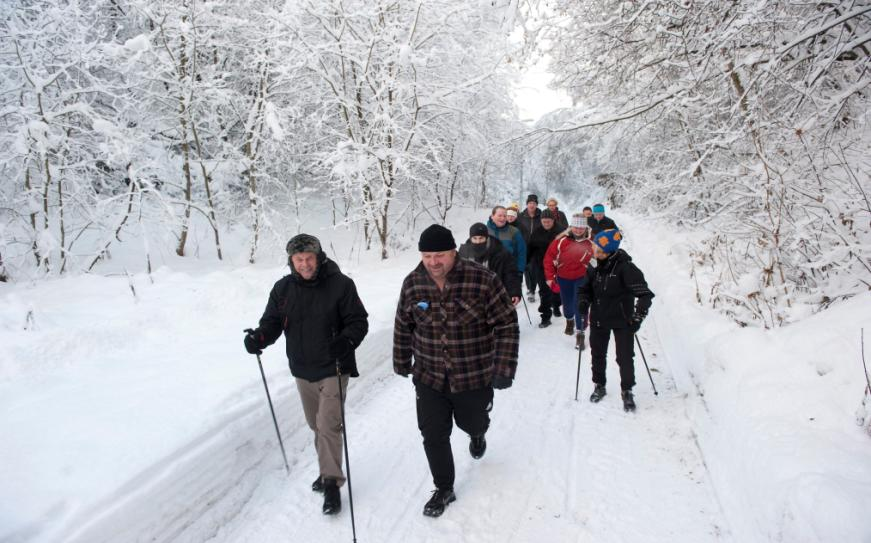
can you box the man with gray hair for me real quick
[244,233,369,515]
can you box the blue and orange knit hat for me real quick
[593,229,622,253]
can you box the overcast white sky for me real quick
[512,56,573,122]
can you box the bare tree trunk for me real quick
[190,122,222,260]
[40,156,51,272]
[24,166,40,266]
[56,156,67,273]
[478,161,488,209]
[175,35,193,257]
[88,165,137,272]
[246,154,259,264]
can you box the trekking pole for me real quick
[634,335,658,395]
[574,344,583,401]
[335,361,358,542]
[520,295,533,326]
[255,353,290,474]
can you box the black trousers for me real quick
[524,264,538,294]
[534,262,560,319]
[589,326,636,390]
[416,381,493,490]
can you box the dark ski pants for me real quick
[556,276,587,328]
[525,264,538,295]
[534,262,560,319]
[416,381,493,490]
[589,326,636,391]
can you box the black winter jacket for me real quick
[577,249,654,329]
[457,236,522,298]
[526,225,560,269]
[257,258,369,382]
[587,215,618,235]
[516,208,541,246]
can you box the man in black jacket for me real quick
[587,203,618,234]
[577,229,653,411]
[526,209,561,327]
[458,223,522,304]
[517,194,542,302]
[244,234,369,514]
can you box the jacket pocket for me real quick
[455,298,484,326]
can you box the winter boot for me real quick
[469,434,487,459]
[553,306,562,317]
[622,390,636,412]
[575,331,585,351]
[423,488,456,517]
[590,384,607,403]
[312,476,324,492]
[322,479,341,515]
[564,319,574,336]
[538,317,552,329]
[527,293,536,303]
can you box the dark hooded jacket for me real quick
[458,236,522,298]
[516,207,541,247]
[587,215,618,235]
[577,249,654,329]
[257,258,369,381]
[527,223,560,269]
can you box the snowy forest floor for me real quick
[2,208,869,543]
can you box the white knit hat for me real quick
[570,214,587,228]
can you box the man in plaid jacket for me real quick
[394,224,520,518]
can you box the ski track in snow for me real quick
[61,306,732,542]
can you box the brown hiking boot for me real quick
[564,319,574,335]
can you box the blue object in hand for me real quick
[417,300,429,310]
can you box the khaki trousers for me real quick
[296,374,349,486]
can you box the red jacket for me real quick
[544,234,594,283]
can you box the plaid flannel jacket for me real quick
[393,258,520,393]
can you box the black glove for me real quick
[629,311,646,333]
[492,375,513,390]
[577,306,588,326]
[328,336,354,360]
[243,328,264,355]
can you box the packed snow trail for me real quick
[201,318,729,543]
[56,256,732,542]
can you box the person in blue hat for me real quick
[587,203,618,235]
[577,229,654,412]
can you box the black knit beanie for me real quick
[469,222,489,238]
[418,224,456,252]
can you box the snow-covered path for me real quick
[7,210,868,543]
[205,319,729,543]
[56,263,731,543]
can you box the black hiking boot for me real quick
[553,306,562,317]
[564,319,574,335]
[590,384,607,403]
[423,488,456,517]
[622,390,636,412]
[322,479,341,515]
[312,476,324,492]
[469,434,487,459]
[538,317,552,329]
[575,331,585,351]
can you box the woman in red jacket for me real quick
[544,214,594,348]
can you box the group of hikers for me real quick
[242,196,654,520]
